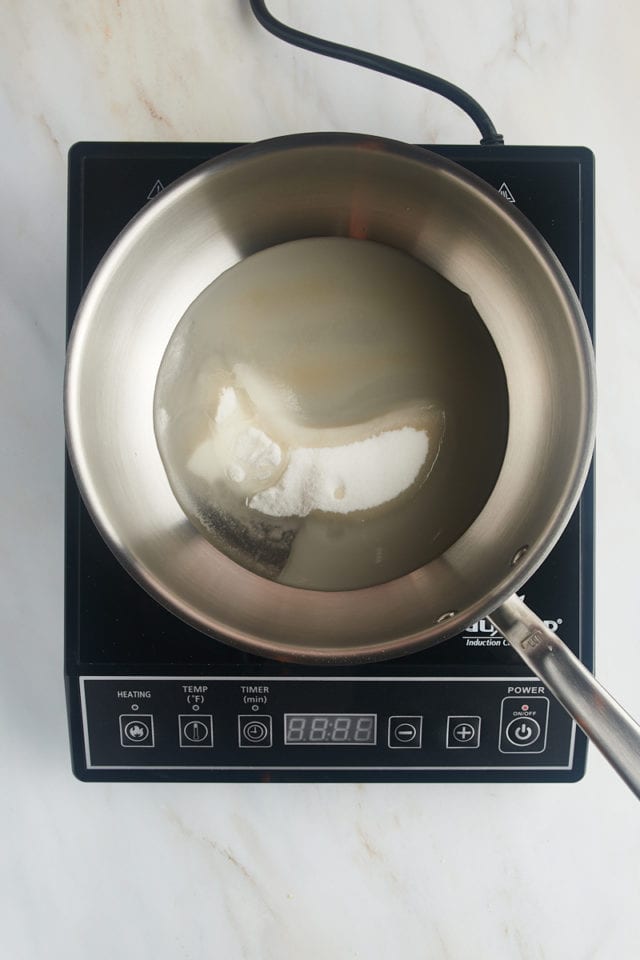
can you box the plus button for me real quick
[446,716,481,749]
[453,723,474,742]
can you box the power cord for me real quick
[249,0,504,146]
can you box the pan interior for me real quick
[153,236,509,590]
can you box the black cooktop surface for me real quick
[65,141,594,781]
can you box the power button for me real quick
[505,717,541,746]
[499,696,549,753]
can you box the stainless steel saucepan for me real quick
[64,133,640,796]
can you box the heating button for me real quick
[119,714,155,748]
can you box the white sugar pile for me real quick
[189,387,283,490]
[249,427,428,517]
[187,366,431,518]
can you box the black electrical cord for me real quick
[249,0,504,146]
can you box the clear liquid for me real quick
[154,237,509,590]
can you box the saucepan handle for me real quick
[490,595,640,799]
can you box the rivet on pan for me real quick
[511,545,529,567]
[436,611,457,624]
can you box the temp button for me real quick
[178,714,214,748]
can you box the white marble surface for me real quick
[2,1,640,957]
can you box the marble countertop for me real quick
[2,1,640,957]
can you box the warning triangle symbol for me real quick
[498,182,516,203]
[147,179,164,200]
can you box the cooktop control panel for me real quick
[78,676,573,779]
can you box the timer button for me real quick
[238,715,273,748]
[388,716,423,748]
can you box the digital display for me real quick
[284,713,377,745]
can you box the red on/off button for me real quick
[505,717,541,746]
[499,696,549,753]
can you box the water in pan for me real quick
[153,237,509,590]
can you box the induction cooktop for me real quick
[65,141,594,782]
